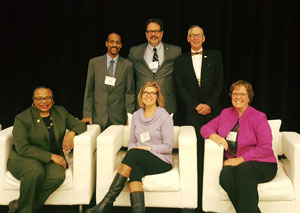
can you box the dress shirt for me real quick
[106,54,119,77]
[144,42,164,66]
[191,48,203,86]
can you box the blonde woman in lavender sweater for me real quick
[200,80,277,213]
[86,82,173,213]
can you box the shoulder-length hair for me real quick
[137,82,165,108]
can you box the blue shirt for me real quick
[106,54,119,77]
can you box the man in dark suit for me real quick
[128,18,181,115]
[174,25,224,213]
[82,32,135,131]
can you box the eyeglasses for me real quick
[146,30,162,34]
[189,34,203,39]
[232,93,247,97]
[107,40,122,45]
[33,96,53,102]
[142,91,157,96]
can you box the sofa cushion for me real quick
[142,155,180,192]
[219,161,295,201]
[268,119,282,156]
[4,162,74,191]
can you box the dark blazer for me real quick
[128,42,181,113]
[9,106,87,163]
[83,54,135,130]
[174,49,224,121]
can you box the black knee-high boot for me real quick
[86,173,127,213]
[130,191,145,213]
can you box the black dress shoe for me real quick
[8,199,18,213]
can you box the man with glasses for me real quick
[174,25,224,213]
[82,32,135,131]
[128,18,181,117]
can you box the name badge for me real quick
[226,131,237,142]
[104,76,116,86]
[140,131,150,143]
[149,61,159,73]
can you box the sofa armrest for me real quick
[73,124,101,204]
[0,127,13,180]
[281,131,300,211]
[178,125,198,208]
[202,139,224,212]
[96,125,124,203]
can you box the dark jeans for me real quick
[220,161,277,213]
[122,149,172,182]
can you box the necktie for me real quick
[107,60,115,77]
[153,47,159,63]
[191,51,203,56]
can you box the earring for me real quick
[32,103,35,107]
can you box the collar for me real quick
[106,54,119,63]
[191,47,203,54]
[147,42,163,52]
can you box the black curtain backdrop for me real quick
[2,0,300,132]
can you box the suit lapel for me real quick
[99,55,110,91]
[114,56,123,81]
[140,43,150,69]
[186,53,200,88]
[50,108,60,146]
[201,49,209,85]
[31,107,50,143]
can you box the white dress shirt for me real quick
[191,48,203,86]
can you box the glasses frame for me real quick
[33,96,53,102]
[142,91,158,96]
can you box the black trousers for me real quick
[186,115,213,212]
[220,161,277,213]
[122,149,172,182]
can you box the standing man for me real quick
[174,25,224,213]
[128,18,181,115]
[82,32,135,131]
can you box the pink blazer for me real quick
[200,106,276,163]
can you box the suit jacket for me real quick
[83,54,135,130]
[174,49,224,121]
[9,106,87,163]
[128,42,181,113]
[201,106,276,163]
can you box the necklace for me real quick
[43,115,53,129]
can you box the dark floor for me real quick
[0,193,183,213]
[0,205,183,213]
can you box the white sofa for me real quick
[96,117,198,212]
[0,124,100,213]
[202,119,300,213]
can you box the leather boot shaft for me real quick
[130,191,145,213]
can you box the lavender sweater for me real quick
[128,107,174,165]
[200,106,276,163]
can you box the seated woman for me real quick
[7,86,87,213]
[200,80,277,213]
[86,82,174,213]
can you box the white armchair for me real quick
[0,124,100,213]
[202,120,300,213]
[96,121,197,212]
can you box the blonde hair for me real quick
[137,82,165,108]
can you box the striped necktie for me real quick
[152,47,159,63]
[107,60,115,77]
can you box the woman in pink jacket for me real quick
[200,80,277,213]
